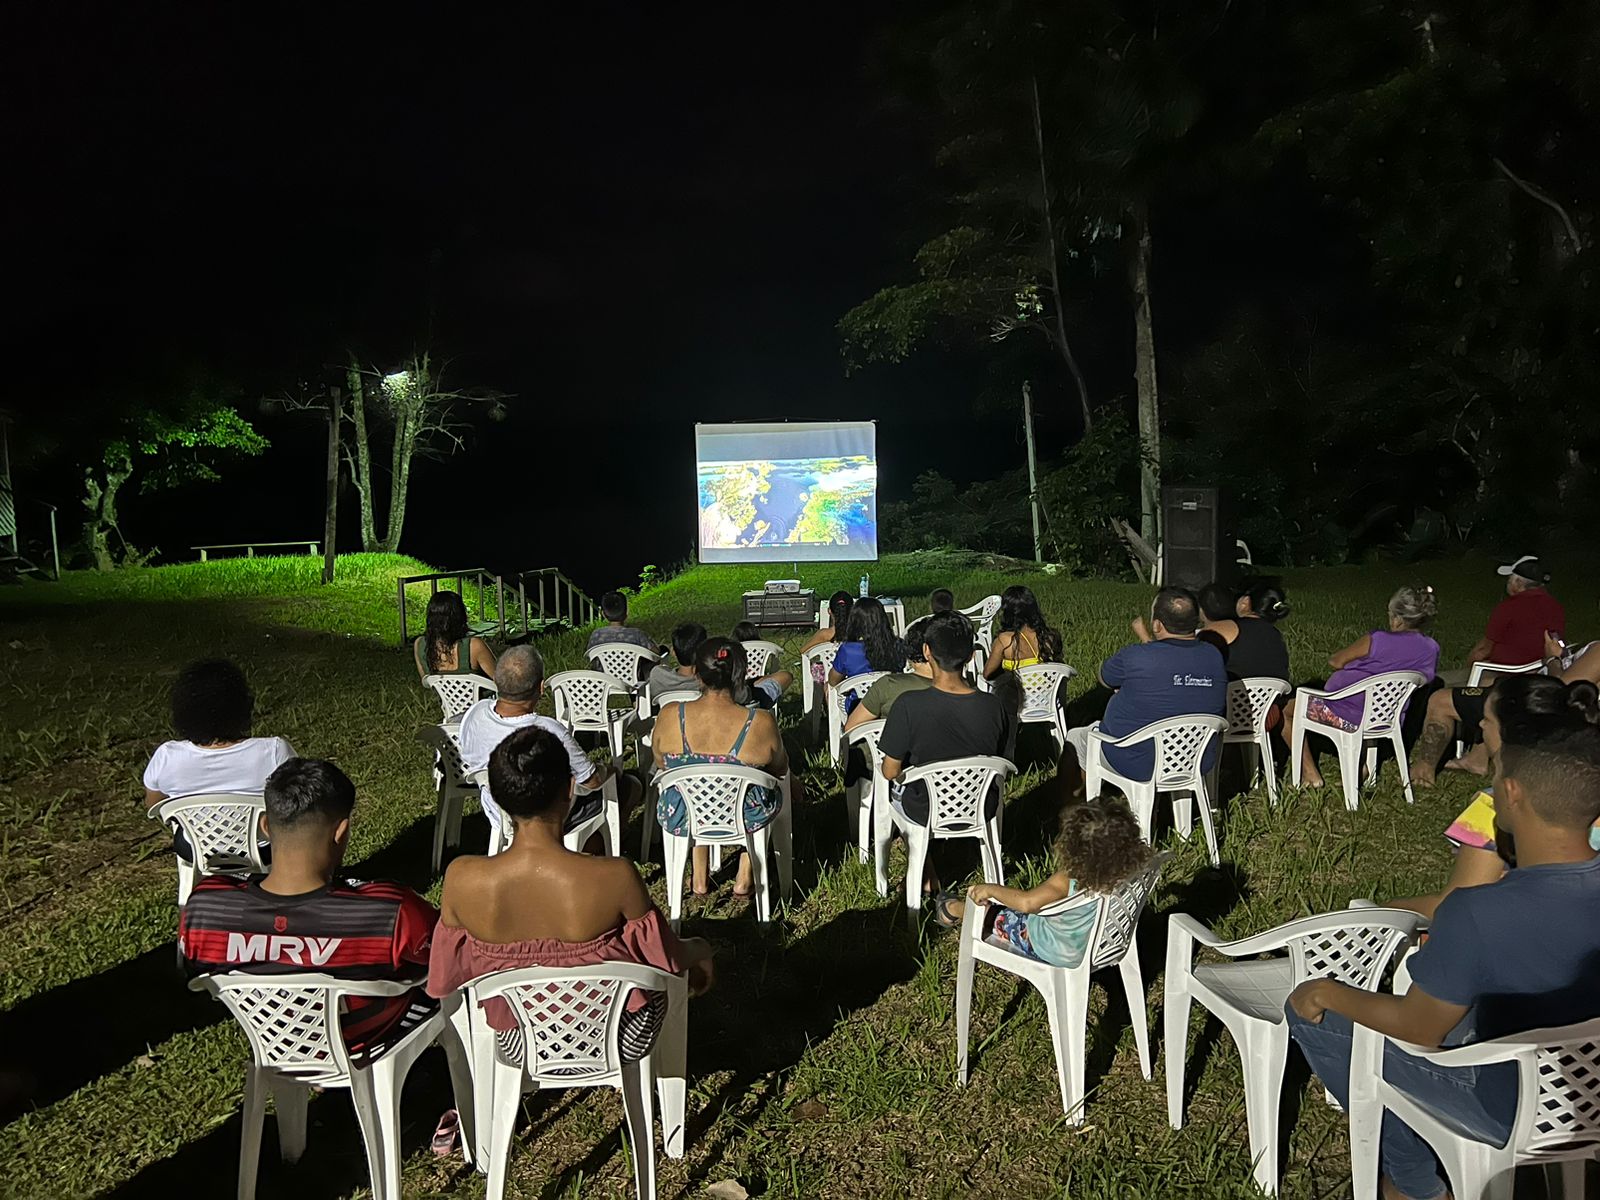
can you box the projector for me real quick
[764,579,801,595]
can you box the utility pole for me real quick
[1023,381,1043,562]
[321,386,340,585]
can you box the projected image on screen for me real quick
[696,421,877,563]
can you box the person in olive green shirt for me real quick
[846,633,936,732]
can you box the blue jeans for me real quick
[1285,1004,1517,1199]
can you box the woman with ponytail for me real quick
[651,638,796,898]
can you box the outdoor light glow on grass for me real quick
[0,550,1590,1197]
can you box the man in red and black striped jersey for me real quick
[178,758,438,1051]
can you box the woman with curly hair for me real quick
[142,659,295,808]
[938,796,1152,965]
[983,585,1064,678]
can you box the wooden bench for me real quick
[192,541,320,562]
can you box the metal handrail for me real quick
[511,567,599,632]
[396,568,505,647]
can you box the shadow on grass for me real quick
[0,942,221,1126]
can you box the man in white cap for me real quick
[1413,555,1565,785]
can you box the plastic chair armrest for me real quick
[1167,912,1227,951]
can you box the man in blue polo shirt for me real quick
[1065,587,1227,781]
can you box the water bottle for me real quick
[859,574,869,598]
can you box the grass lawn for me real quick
[0,549,1585,1199]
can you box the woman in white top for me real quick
[142,659,294,831]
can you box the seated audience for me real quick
[829,597,907,690]
[846,628,935,731]
[413,590,496,681]
[945,795,1153,945]
[1281,585,1439,790]
[1065,588,1226,784]
[143,659,295,862]
[179,758,437,1051]
[801,591,854,654]
[904,587,956,649]
[881,613,1016,898]
[587,590,665,656]
[1229,582,1292,684]
[1394,675,1600,919]
[429,726,713,1065]
[731,620,761,643]
[1286,678,1600,1200]
[650,621,793,708]
[1196,582,1241,657]
[1455,555,1564,677]
[983,585,1063,678]
[650,639,796,898]
[458,645,641,840]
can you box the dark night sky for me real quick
[2,5,1081,587]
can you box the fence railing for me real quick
[396,566,599,648]
[512,567,599,632]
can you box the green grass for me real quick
[0,549,1587,1198]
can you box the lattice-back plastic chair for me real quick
[150,793,268,907]
[549,670,637,763]
[1348,1016,1600,1200]
[844,718,887,867]
[827,671,888,766]
[654,762,792,927]
[423,673,497,721]
[1290,670,1428,810]
[640,691,701,858]
[1015,663,1077,755]
[471,768,616,858]
[958,594,1003,652]
[1084,715,1229,866]
[740,640,783,680]
[1223,677,1293,805]
[1455,658,1546,758]
[1164,907,1425,1195]
[877,756,1014,928]
[956,853,1169,1121]
[416,723,477,872]
[467,963,690,1200]
[195,972,473,1200]
[587,644,660,722]
[800,641,841,731]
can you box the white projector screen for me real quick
[696,420,878,563]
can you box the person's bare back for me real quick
[441,847,650,944]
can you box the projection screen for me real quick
[695,421,878,563]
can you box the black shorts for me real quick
[564,789,606,833]
[1454,687,1488,744]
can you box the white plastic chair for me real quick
[740,640,784,679]
[423,673,497,721]
[1349,1016,1600,1200]
[654,762,793,927]
[1164,907,1425,1195]
[1084,715,1229,866]
[1290,670,1429,810]
[469,964,689,1200]
[1015,663,1077,755]
[956,853,1169,1121]
[194,972,473,1200]
[417,723,477,872]
[587,644,660,722]
[877,755,1014,927]
[640,692,701,858]
[967,646,991,693]
[150,793,268,907]
[827,670,888,766]
[958,595,1003,652]
[1223,678,1293,805]
[471,768,617,858]
[1455,659,1546,758]
[844,718,887,866]
[549,670,637,763]
[801,641,841,729]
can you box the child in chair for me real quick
[950,796,1152,968]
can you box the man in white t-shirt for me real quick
[458,645,640,839]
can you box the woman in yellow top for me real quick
[983,585,1062,678]
[1392,674,1600,918]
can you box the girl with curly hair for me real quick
[983,584,1064,678]
[942,795,1153,967]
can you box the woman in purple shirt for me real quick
[1284,585,1441,788]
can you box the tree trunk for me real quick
[82,453,131,572]
[346,362,378,552]
[380,397,414,555]
[322,387,341,584]
[1030,75,1093,433]
[1129,199,1162,547]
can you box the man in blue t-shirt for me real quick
[1065,587,1226,779]
[1286,707,1600,1200]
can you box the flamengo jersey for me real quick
[179,875,439,1050]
